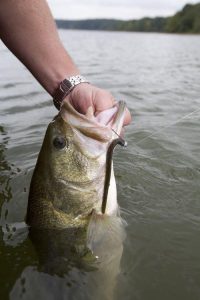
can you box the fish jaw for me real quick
[60,100,126,157]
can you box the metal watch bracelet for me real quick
[53,75,89,110]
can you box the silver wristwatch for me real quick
[53,75,89,110]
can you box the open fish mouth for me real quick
[60,99,127,142]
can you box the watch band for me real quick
[53,75,89,110]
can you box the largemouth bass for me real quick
[26,100,127,229]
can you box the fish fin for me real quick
[87,210,127,259]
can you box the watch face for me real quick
[62,79,73,91]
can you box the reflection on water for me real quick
[0,126,33,298]
[0,31,200,299]
[0,125,28,245]
[0,125,12,223]
[11,220,124,300]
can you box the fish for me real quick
[26,99,127,231]
[26,100,128,299]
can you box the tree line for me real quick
[56,3,200,33]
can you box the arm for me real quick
[0,0,78,95]
[0,0,131,124]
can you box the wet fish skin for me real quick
[27,101,126,229]
[27,117,101,228]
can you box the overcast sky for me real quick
[47,0,199,20]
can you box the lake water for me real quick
[0,30,200,300]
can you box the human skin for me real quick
[0,0,131,124]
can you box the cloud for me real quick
[47,0,199,20]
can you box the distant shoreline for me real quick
[56,3,200,34]
[56,27,200,36]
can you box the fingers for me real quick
[64,83,93,114]
[63,83,132,126]
[93,88,115,114]
[92,87,131,126]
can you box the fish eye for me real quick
[53,136,67,150]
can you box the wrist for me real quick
[48,66,80,96]
[53,75,90,110]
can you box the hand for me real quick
[64,83,131,126]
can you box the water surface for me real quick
[0,30,200,300]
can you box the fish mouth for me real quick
[60,99,127,143]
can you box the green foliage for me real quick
[56,3,200,34]
[166,3,200,33]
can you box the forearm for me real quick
[0,0,79,95]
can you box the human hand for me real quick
[64,83,131,126]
